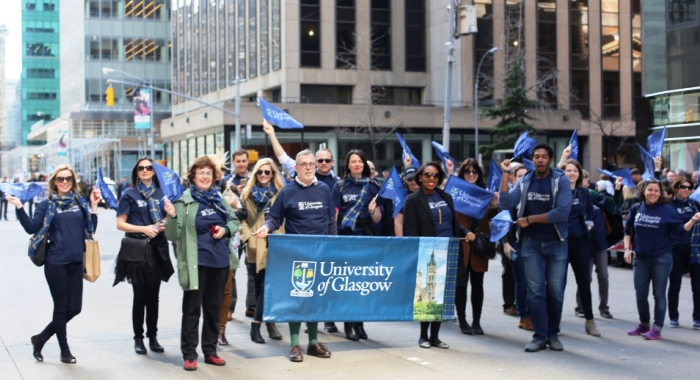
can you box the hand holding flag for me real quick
[153,162,184,205]
[259,98,304,129]
[569,130,579,161]
[96,167,118,210]
[444,176,494,220]
[396,133,420,167]
[431,141,459,172]
[513,132,537,160]
[377,167,408,217]
[490,210,514,243]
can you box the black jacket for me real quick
[403,187,467,239]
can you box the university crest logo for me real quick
[290,261,316,297]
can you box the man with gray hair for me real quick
[254,149,337,363]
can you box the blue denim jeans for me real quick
[521,238,568,341]
[633,252,673,329]
[509,241,529,318]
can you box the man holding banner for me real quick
[254,149,336,363]
[498,143,573,353]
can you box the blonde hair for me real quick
[48,165,80,195]
[240,158,284,201]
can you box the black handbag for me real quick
[118,233,149,264]
[29,235,48,267]
[473,227,496,259]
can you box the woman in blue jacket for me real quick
[560,159,600,337]
[624,180,700,340]
[8,165,100,364]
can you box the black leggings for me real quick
[455,265,485,323]
[132,276,162,338]
[41,262,84,352]
[251,263,266,322]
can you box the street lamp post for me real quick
[474,47,498,162]
[233,76,247,151]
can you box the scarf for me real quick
[190,185,229,218]
[28,191,94,258]
[137,182,163,224]
[339,177,372,231]
[251,183,278,211]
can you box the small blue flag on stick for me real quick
[96,167,118,210]
[376,167,408,218]
[260,98,304,129]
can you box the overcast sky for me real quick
[1,0,23,81]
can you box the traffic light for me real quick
[106,85,114,107]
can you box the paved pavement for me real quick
[1,209,699,380]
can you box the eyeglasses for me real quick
[137,165,154,172]
[464,170,478,175]
[298,162,316,168]
[196,171,213,177]
[317,159,332,164]
[256,170,272,176]
[678,185,694,190]
[422,173,439,179]
[55,176,73,183]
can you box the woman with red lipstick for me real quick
[403,162,466,349]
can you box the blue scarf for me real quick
[28,191,94,258]
[251,183,278,211]
[190,185,229,218]
[137,182,162,224]
[340,177,372,231]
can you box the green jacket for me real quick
[165,189,240,291]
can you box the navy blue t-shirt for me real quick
[266,181,334,235]
[117,187,166,227]
[195,201,230,268]
[625,202,686,257]
[428,195,454,238]
[671,197,698,246]
[332,179,382,235]
[48,205,87,265]
[523,172,559,242]
[567,190,584,237]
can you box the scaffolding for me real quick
[37,138,122,182]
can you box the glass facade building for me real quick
[22,0,60,145]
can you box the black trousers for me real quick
[668,245,700,321]
[181,265,229,360]
[246,262,257,309]
[568,235,594,320]
[41,262,84,352]
[132,277,162,338]
[250,264,267,321]
[501,251,516,309]
[455,263,485,323]
[0,199,7,219]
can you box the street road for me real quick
[1,209,699,379]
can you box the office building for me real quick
[163,0,640,176]
[0,24,8,148]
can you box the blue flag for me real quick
[612,168,635,189]
[513,132,537,159]
[636,143,656,180]
[264,235,459,322]
[690,186,700,204]
[522,158,535,171]
[377,167,408,218]
[260,98,304,129]
[487,160,502,193]
[0,182,43,203]
[396,132,420,167]
[569,130,579,161]
[47,166,55,175]
[490,210,513,243]
[596,168,615,178]
[96,167,118,210]
[153,162,184,205]
[647,126,666,158]
[431,141,459,171]
[444,176,494,220]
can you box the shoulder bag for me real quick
[118,233,149,264]
[472,226,496,259]
[29,235,48,267]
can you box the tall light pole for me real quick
[232,76,247,151]
[441,0,458,150]
[474,46,498,161]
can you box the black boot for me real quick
[458,316,475,335]
[266,322,283,340]
[31,334,46,362]
[134,337,147,355]
[344,323,359,341]
[149,336,164,352]
[472,320,484,335]
[324,322,338,333]
[353,322,368,339]
[250,322,265,344]
[60,350,76,364]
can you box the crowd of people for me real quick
[11,127,700,370]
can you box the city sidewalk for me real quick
[0,210,698,380]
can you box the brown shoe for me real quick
[289,345,304,362]
[307,342,331,358]
[245,308,255,318]
[503,306,518,317]
[519,317,534,331]
[226,312,233,321]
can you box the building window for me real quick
[219,0,226,88]
[26,3,37,11]
[371,86,422,105]
[602,0,620,119]
[405,0,426,72]
[210,0,218,90]
[44,2,55,11]
[238,0,246,78]
[26,43,55,57]
[172,5,179,104]
[228,0,236,84]
[371,0,391,70]
[336,0,356,69]
[537,0,557,108]
[260,0,269,75]
[506,0,524,49]
[124,0,166,20]
[26,27,56,33]
[301,85,352,104]
[475,0,494,105]
[27,68,56,78]
[668,0,697,27]
[571,0,589,119]
[271,0,281,70]
[27,92,57,100]
[123,38,164,61]
[88,1,119,18]
[272,88,281,102]
[300,0,321,67]
[185,2,193,97]
[201,0,209,95]
[249,0,257,78]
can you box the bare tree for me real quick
[586,108,637,169]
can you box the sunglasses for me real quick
[464,169,478,175]
[55,176,73,183]
[678,185,694,190]
[256,169,272,176]
[137,165,154,172]
[317,159,332,164]
[422,173,439,179]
